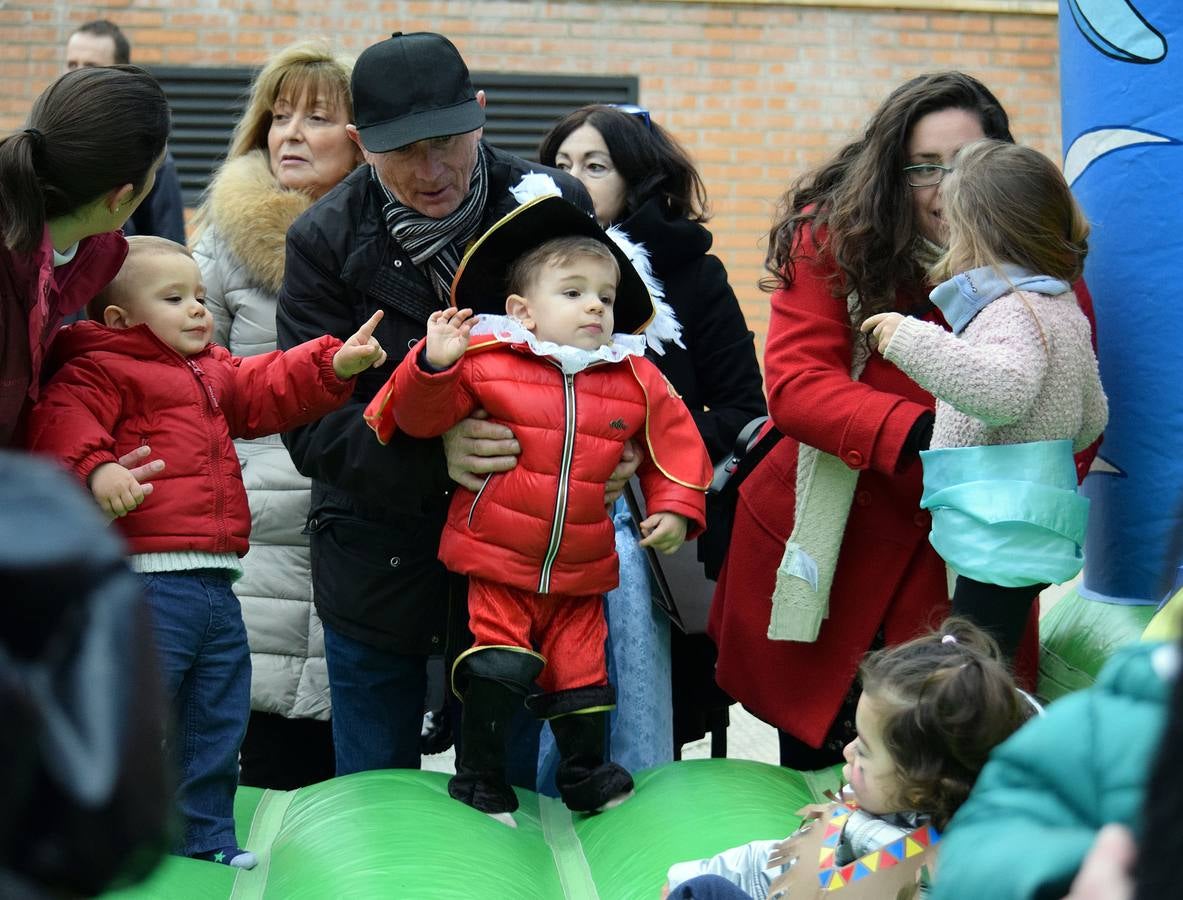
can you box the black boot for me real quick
[529,686,634,813]
[448,647,544,819]
[448,675,520,815]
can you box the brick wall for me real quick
[3,1,1062,355]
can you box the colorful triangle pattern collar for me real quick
[815,804,941,891]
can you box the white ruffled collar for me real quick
[470,314,648,374]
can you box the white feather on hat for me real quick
[508,172,683,354]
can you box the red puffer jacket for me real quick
[367,338,712,595]
[27,321,353,556]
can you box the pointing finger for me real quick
[356,309,384,341]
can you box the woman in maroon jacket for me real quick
[708,72,1100,769]
[0,65,170,448]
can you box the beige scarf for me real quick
[768,239,940,642]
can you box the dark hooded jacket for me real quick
[276,144,592,654]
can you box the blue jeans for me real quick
[142,571,250,857]
[323,622,427,774]
[670,875,754,899]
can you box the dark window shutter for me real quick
[472,73,639,161]
[149,66,638,207]
[149,66,255,208]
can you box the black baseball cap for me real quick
[352,32,486,152]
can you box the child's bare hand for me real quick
[638,512,688,554]
[860,312,904,353]
[90,462,151,519]
[426,307,476,370]
[334,310,387,378]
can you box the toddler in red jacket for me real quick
[27,236,386,869]
[365,194,712,826]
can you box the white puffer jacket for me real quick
[193,149,329,720]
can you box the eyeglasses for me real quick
[607,103,652,131]
[903,163,952,188]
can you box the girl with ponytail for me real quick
[1,65,169,446]
[664,618,1033,899]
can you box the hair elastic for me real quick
[941,634,958,645]
[23,127,45,152]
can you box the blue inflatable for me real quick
[1060,0,1183,604]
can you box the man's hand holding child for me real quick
[638,512,688,554]
[333,310,388,379]
[425,307,477,370]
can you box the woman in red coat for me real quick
[708,72,1099,769]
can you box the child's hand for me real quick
[334,310,387,378]
[89,462,151,519]
[860,312,904,353]
[425,307,476,370]
[638,512,688,554]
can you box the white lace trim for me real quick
[470,314,648,374]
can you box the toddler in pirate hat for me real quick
[365,191,712,825]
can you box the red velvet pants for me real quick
[467,575,608,693]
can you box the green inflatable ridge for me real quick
[100,760,837,899]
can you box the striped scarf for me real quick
[375,147,489,302]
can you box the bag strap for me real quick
[709,415,782,495]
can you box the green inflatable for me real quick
[1037,587,1157,701]
[99,590,1161,898]
[102,760,842,900]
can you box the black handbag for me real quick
[700,416,784,580]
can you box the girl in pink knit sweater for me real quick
[861,139,1107,660]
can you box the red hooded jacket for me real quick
[366,337,712,596]
[27,321,353,557]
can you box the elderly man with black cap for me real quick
[275,32,594,777]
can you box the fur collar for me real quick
[201,150,313,295]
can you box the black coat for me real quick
[625,199,766,463]
[276,145,592,653]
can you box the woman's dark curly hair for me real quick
[859,617,1033,830]
[764,72,1013,324]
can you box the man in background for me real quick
[65,20,186,244]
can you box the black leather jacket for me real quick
[276,144,591,653]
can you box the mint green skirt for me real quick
[920,440,1088,587]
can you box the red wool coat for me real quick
[366,337,712,596]
[1,228,127,447]
[27,321,353,557]
[708,225,1100,748]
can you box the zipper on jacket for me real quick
[185,358,227,551]
[538,369,577,593]
[186,359,220,411]
[467,473,494,529]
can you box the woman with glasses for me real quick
[534,104,766,776]
[707,72,1100,771]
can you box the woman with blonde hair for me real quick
[193,39,361,789]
